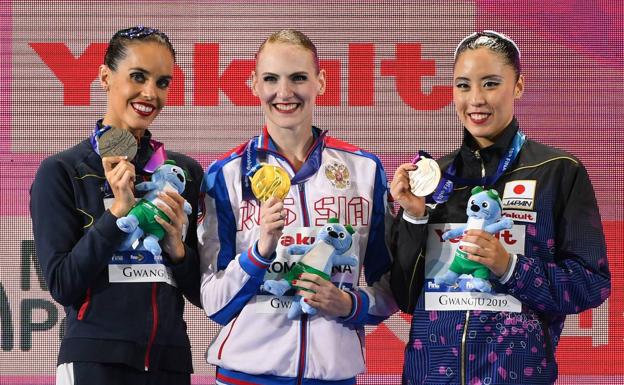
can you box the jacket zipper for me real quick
[460,310,470,385]
[296,314,309,385]
[77,288,91,320]
[459,151,483,385]
[144,282,159,371]
[474,150,486,180]
[459,152,482,384]
[296,183,310,385]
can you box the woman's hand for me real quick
[294,273,353,317]
[460,229,512,277]
[154,191,189,263]
[102,156,136,218]
[390,163,426,217]
[257,196,286,258]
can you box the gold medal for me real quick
[408,158,441,197]
[98,127,138,160]
[249,163,291,201]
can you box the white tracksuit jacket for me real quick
[197,127,397,385]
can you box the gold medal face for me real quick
[98,127,138,160]
[408,158,441,197]
[249,164,291,201]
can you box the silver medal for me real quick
[98,127,138,160]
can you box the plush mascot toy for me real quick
[263,218,358,319]
[116,160,192,261]
[434,186,513,293]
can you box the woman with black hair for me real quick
[30,26,203,385]
[389,30,610,385]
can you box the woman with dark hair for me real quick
[30,26,203,385]
[389,30,610,385]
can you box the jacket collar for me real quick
[92,119,156,175]
[459,117,519,177]
[134,129,156,173]
[241,126,326,201]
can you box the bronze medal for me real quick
[409,158,441,197]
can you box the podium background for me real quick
[1,1,622,384]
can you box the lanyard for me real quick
[90,120,167,173]
[430,130,526,204]
[241,128,326,201]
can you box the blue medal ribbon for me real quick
[91,120,168,197]
[241,127,326,201]
[429,130,526,204]
[90,120,167,173]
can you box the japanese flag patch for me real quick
[502,180,536,210]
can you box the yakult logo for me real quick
[434,228,518,246]
[503,210,537,223]
[280,232,315,247]
[29,42,451,110]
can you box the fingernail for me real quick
[292,280,297,285]
[304,298,308,303]
[459,245,464,250]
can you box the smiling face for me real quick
[252,42,325,135]
[99,41,174,139]
[453,47,524,148]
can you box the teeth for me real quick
[133,103,154,113]
[470,113,488,120]
[275,103,297,111]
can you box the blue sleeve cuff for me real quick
[238,240,275,278]
[339,289,370,325]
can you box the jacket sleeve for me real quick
[496,161,611,314]
[387,209,428,314]
[167,157,204,308]
[197,163,271,325]
[340,159,398,325]
[30,156,127,306]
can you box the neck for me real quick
[470,117,516,150]
[268,125,315,171]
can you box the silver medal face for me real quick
[408,158,441,197]
[98,127,138,160]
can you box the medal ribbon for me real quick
[90,122,112,156]
[241,127,326,201]
[430,130,526,204]
[90,120,167,173]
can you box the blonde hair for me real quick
[256,29,319,73]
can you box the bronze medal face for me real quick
[409,158,441,197]
[249,163,291,201]
[98,127,138,160]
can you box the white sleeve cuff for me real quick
[402,211,429,224]
[498,253,517,284]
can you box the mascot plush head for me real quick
[152,160,188,193]
[317,217,355,255]
[466,186,503,223]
